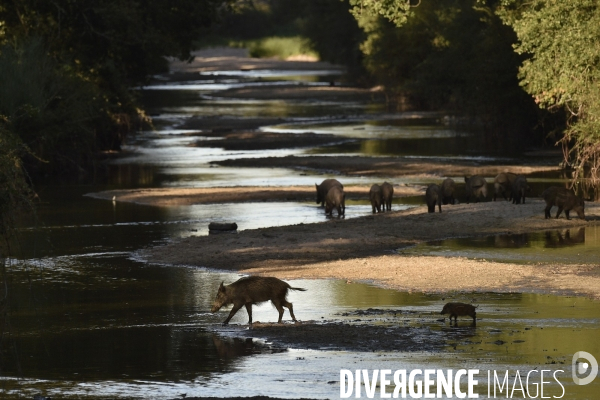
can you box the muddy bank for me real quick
[211,84,386,102]
[213,321,447,352]
[213,155,560,178]
[139,200,600,298]
[87,185,422,206]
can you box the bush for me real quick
[0,39,117,176]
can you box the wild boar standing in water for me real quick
[369,184,383,213]
[542,186,585,220]
[381,181,394,211]
[325,186,345,217]
[493,172,517,201]
[511,175,531,204]
[440,302,477,323]
[315,179,343,207]
[464,175,487,203]
[211,276,307,325]
[426,184,442,213]
[440,178,455,205]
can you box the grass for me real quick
[198,35,319,60]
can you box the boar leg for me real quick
[272,300,285,323]
[284,301,298,322]
[544,205,552,219]
[565,210,571,220]
[244,303,253,325]
[438,202,442,213]
[555,207,564,219]
[223,303,244,325]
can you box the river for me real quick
[2,64,599,399]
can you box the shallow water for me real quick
[3,256,599,399]
[401,226,600,265]
[4,66,599,399]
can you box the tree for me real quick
[299,0,366,77]
[0,0,230,177]
[348,0,412,27]
[354,0,538,141]
[500,0,600,195]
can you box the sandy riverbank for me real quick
[132,198,600,299]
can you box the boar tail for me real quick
[290,287,307,292]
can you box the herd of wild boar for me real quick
[210,174,586,326]
[315,173,585,220]
[426,173,585,220]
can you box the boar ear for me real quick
[219,281,225,290]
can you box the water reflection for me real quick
[265,119,537,159]
[402,227,600,264]
[544,227,586,248]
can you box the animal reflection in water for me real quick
[544,228,585,248]
[492,228,586,249]
[211,335,284,358]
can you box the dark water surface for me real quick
[3,68,599,399]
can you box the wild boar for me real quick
[464,175,488,203]
[542,186,585,220]
[325,186,345,217]
[211,276,307,325]
[440,178,455,205]
[426,184,442,213]
[369,184,383,213]
[315,179,343,207]
[381,181,394,211]
[493,172,517,201]
[440,302,477,322]
[511,175,531,204]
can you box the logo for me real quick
[572,351,598,385]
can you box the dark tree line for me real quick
[0,0,229,179]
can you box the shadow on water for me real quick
[401,226,600,264]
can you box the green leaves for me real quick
[502,0,600,190]
[349,0,412,27]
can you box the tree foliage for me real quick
[0,0,228,179]
[299,0,366,76]
[348,0,412,27]
[0,0,228,84]
[0,120,34,250]
[0,39,107,176]
[356,0,538,141]
[500,0,600,190]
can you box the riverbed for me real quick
[3,48,599,399]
